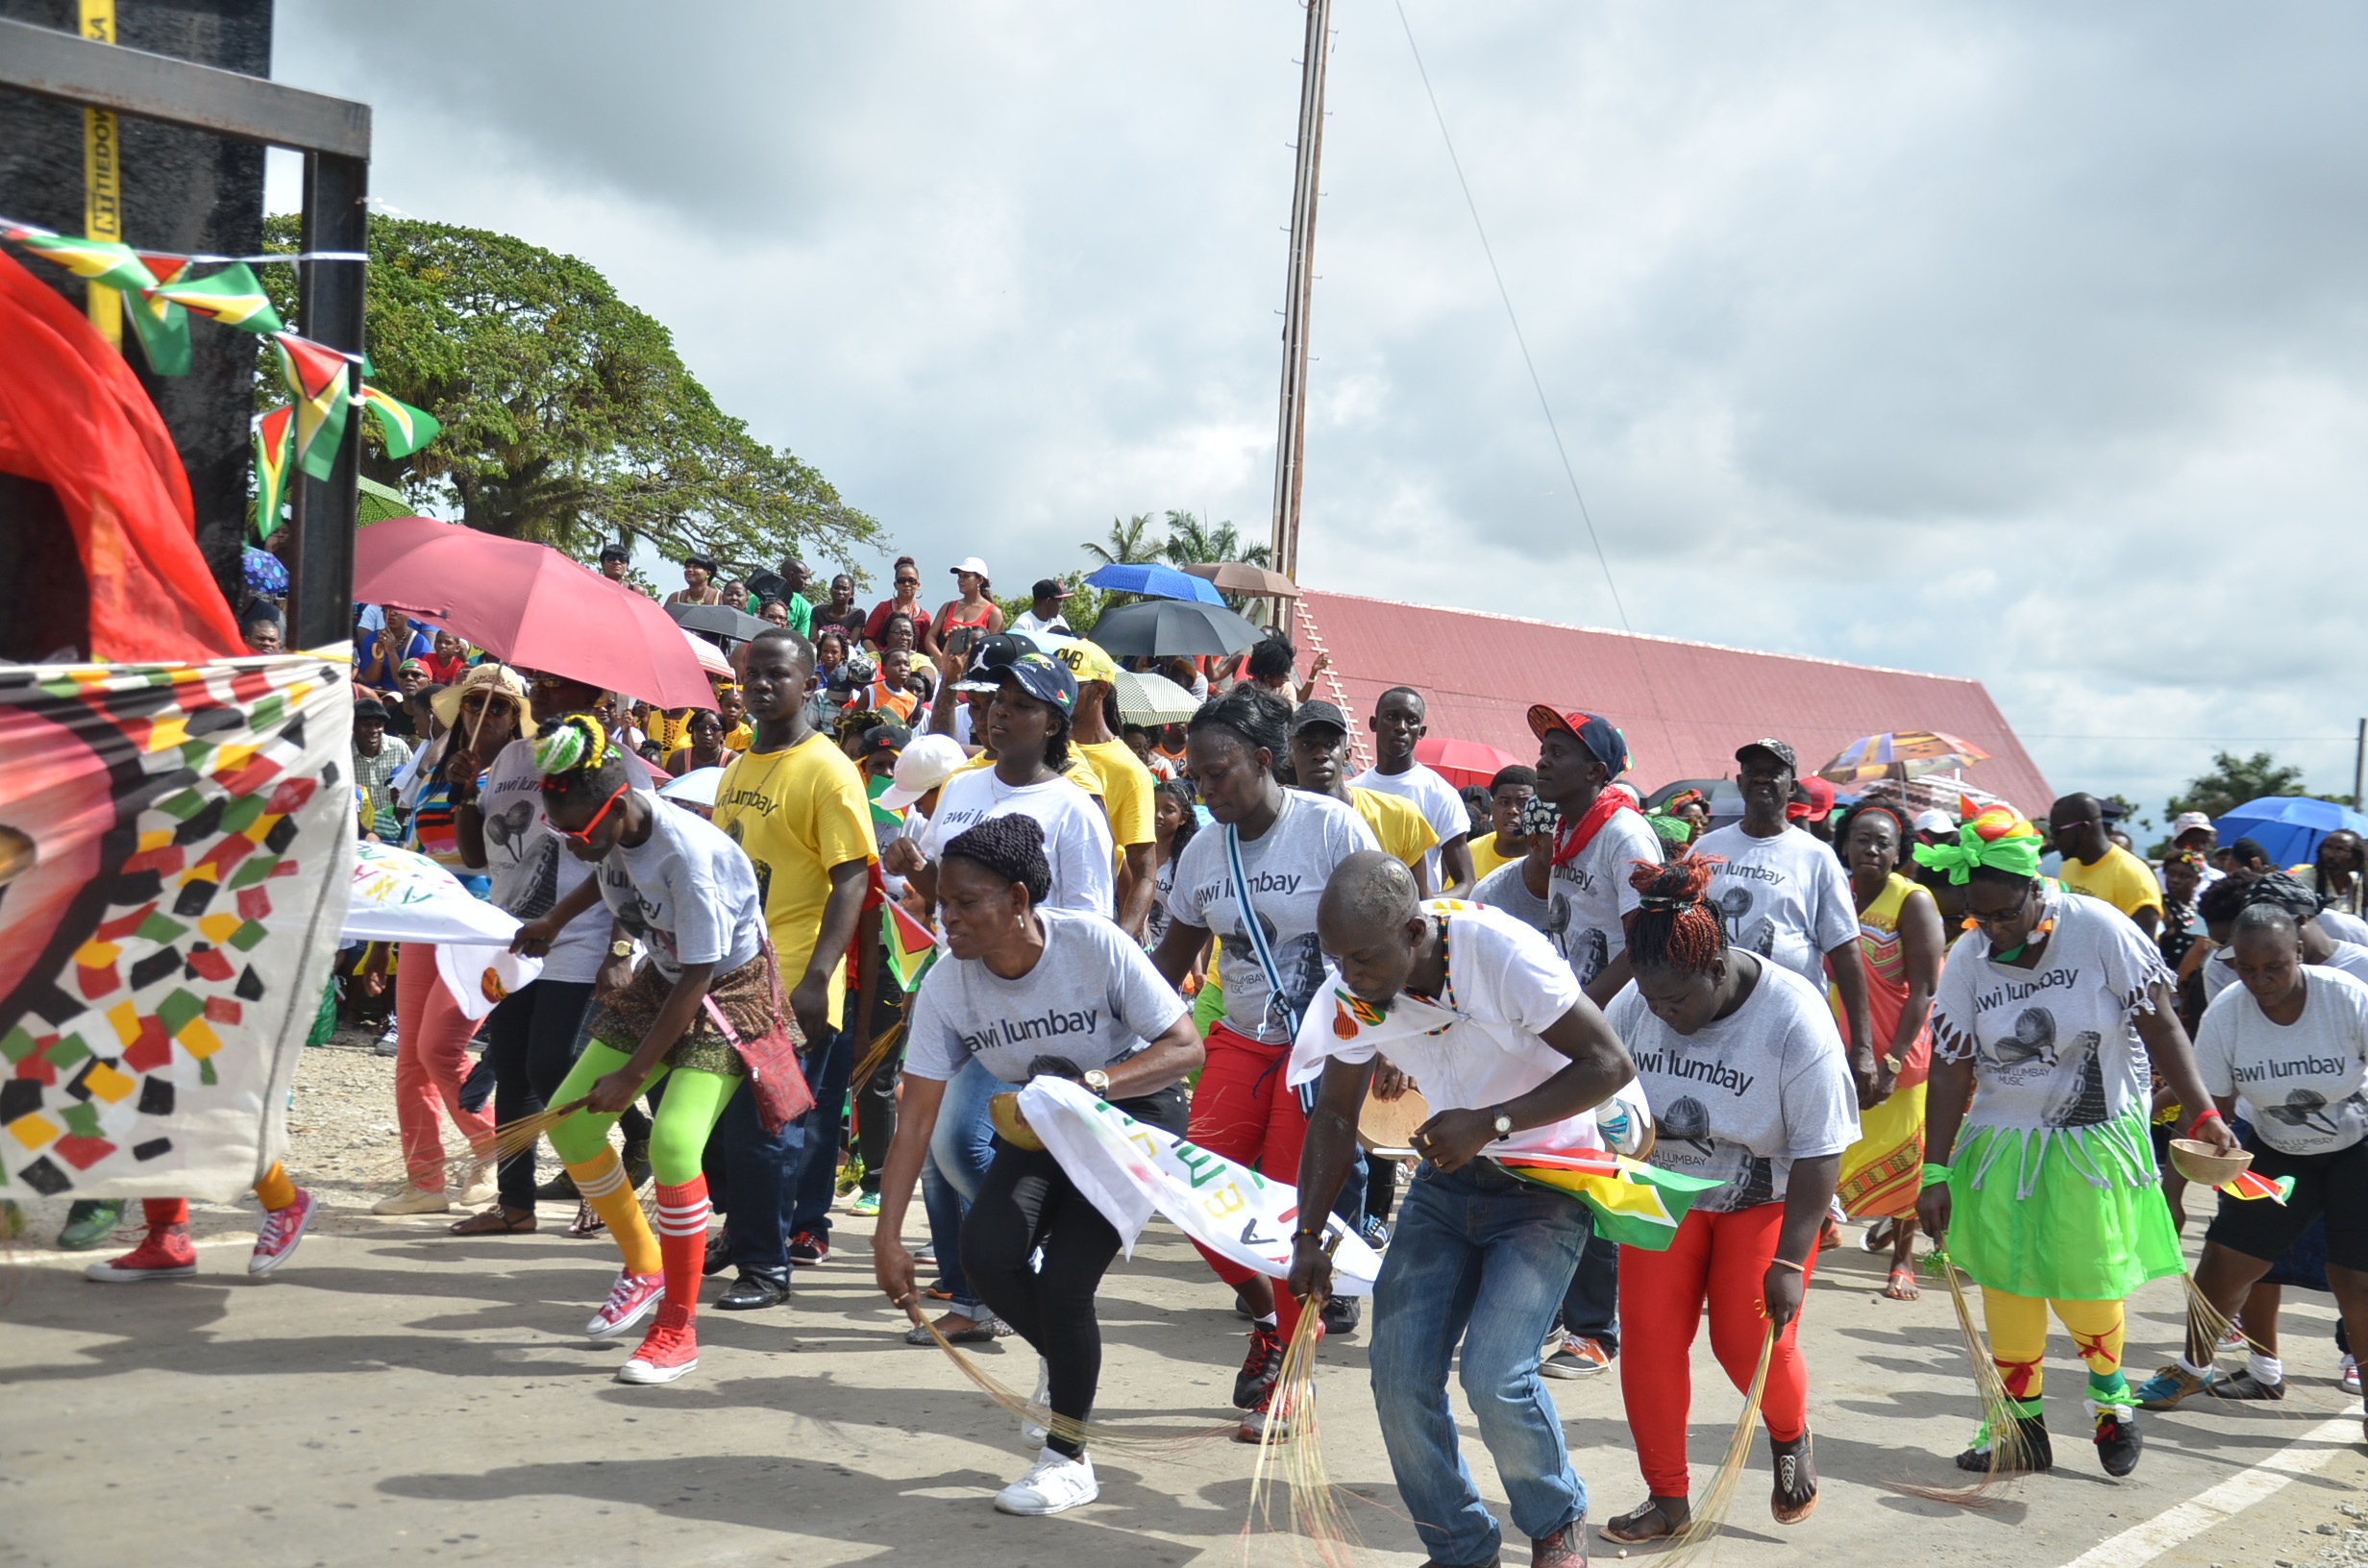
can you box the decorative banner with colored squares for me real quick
[0,653,354,1201]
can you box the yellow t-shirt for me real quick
[713,733,879,1020]
[2060,842,2165,920]
[720,722,753,753]
[1468,830,1522,880]
[1075,739,1157,849]
[1348,787,1441,882]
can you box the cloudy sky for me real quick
[269,2,2368,828]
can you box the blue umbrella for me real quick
[2212,796,2368,869]
[1083,562,1225,605]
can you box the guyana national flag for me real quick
[2216,1167,2294,1204]
[253,405,295,539]
[882,898,940,993]
[3,226,155,292]
[121,255,193,377]
[1492,1146,1723,1250]
[149,260,283,332]
[272,332,352,480]
[358,383,441,458]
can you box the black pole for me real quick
[287,147,365,649]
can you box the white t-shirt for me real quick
[902,907,1188,1084]
[1009,608,1073,638]
[1170,790,1378,1044]
[1146,854,1179,950]
[1931,889,2168,1133]
[2320,908,2368,946]
[917,767,1115,918]
[2204,936,2368,1002]
[479,741,653,984]
[1543,808,1665,989]
[1607,960,1860,1212]
[2193,966,2368,1157]
[1351,763,1470,890]
[1476,860,1551,931]
[1289,901,1650,1156]
[598,792,765,983]
[1688,823,1858,992]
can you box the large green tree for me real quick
[1159,510,1268,570]
[259,215,878,575]
[2164,750,2310,821]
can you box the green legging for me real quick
[546,1039,737,1187]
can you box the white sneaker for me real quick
[370,1185,450,1215]
[457,1164,498,1208]
[1023,1358,1051,1444]
[993,1448,1098,1516]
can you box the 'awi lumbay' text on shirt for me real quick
[902,908,1190,1084]
[2193,965,2368,1158]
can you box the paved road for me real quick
[3,1186,2362,1567]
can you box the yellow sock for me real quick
[568,1150,659,1276]
[252,1162,298,1213]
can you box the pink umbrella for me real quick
[1414,736,1525,791]
[354,516,715,709]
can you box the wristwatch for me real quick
[1491,1105,1514,1141]
[608,939,635,959]
[1082,1069,1111,1099]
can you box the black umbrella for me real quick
[663,600,774,645]
[1087,598,1265,658]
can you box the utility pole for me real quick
[1268,0,1331,581]
[2354,717,2364,808]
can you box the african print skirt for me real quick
[585,955,779,1079]
[1837,1081,1926,1221]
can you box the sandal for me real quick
[449,1206,537,1236]
[566,1201,607,1238]
[1770,1430,1817,1524]
[1883,1265,1920,1301]
[1599,1496,1690,1544]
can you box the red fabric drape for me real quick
[0,249,240,661]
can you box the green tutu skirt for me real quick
[1946,1105,2183,1301]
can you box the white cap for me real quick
[2173,810,2214,836]
[659,766,727,808]
[879,733,969,810]
[950,556,990,579]
[1912,809,1955,836]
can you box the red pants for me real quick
[1185,1022,1312,1342]
[1617,1203,1813,1497]
[395,943,494,1190]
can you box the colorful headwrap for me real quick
[1663,788,1707,814]
[1911,802,2043,885]
[1644,812,1691,846]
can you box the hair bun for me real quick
[534,713,605,775]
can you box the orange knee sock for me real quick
[252,1163,298,1213]
[567,1149,659,1276]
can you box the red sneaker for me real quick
[85,1227,198,1283]
[585,1269,665,1338]
[616,1303,699,1384]
[248,1189,315,1275]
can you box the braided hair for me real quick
[944,813,1053,906]
[1188,683,1291,778]
[534,711,629,810]
[1626,851,1729,976]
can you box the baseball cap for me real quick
[1031,577,1073,601]
[1736,737,1797,772]
[856,723,911,762]
[879,733,969,810]
[957,631,1041,693]
[1526,705,1631,776]
[1043,634,1117,685]
[950,556,991,579]
[1912,808,1956,838]
[599,542,629,563]
[1290,699,1350,737]
[2172,811,2214,837]
[397,657,428,675]
[1787,776,1836,822]
[999,651,1077,715]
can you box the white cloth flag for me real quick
[1016,1076,1387,1297]
[340,843,540,1019]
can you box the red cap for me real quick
[1786,775,1837,822]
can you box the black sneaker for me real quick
[1320,1293,1361,1337]
[788,1230,829,1266]
[1233,1322,1285,1409]
[703,1230,733,1276]
[717,1268,792,1311]
[2091,1403,2142,1478]
[1955,1412,2052,1473]
[2216,1370,2286,1401]
[534,1170,580,1203]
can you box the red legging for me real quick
[1184,1022,1311,1343]
[1617,1202,1813,1498]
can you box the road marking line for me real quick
[2056,1414,2360,1568]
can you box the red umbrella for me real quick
[354,516,716,709]
[1414,736,1525,791]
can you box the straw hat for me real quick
[429,662,537,739]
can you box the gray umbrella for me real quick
[1088,598,1265,658]
[663,600,774,645]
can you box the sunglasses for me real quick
[556,781,629,846]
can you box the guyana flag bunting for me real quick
[121,257,192,377]
[3,226,156,293]
[2216,1167,2294,1204]
[273,331,352,480]
[882,899,940,993]
[253,405,295,540]
[358,383,441,458]
[149,260,283,332]
[1491,1147,1723,1250]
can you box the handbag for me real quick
[700,938,816,1134]
[1224,821,1322,1115]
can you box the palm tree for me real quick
[1083,513,1164,566]
[1160,510,1270,569]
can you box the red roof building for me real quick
[1290,589,2051,814]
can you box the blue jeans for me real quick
[786,1026,851,1238]
[701,1072,807,1275]
[1559,1228,1620,1355]
[922,1060,999,1319]
[1369,1159,1591,1566]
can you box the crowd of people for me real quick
[67,544,2368,1558]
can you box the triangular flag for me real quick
[150,261,283,332]
[358,383,441,458]
[273,332,352,480]
[882,899,940,993]
[120,256,192,376]
[3,226,155,293]
[253,405,294,539]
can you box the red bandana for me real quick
[1551,788,1640,866]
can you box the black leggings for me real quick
[483,979,597,1210]
[961,1085,1188,1458]
[854,968,906,1194]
